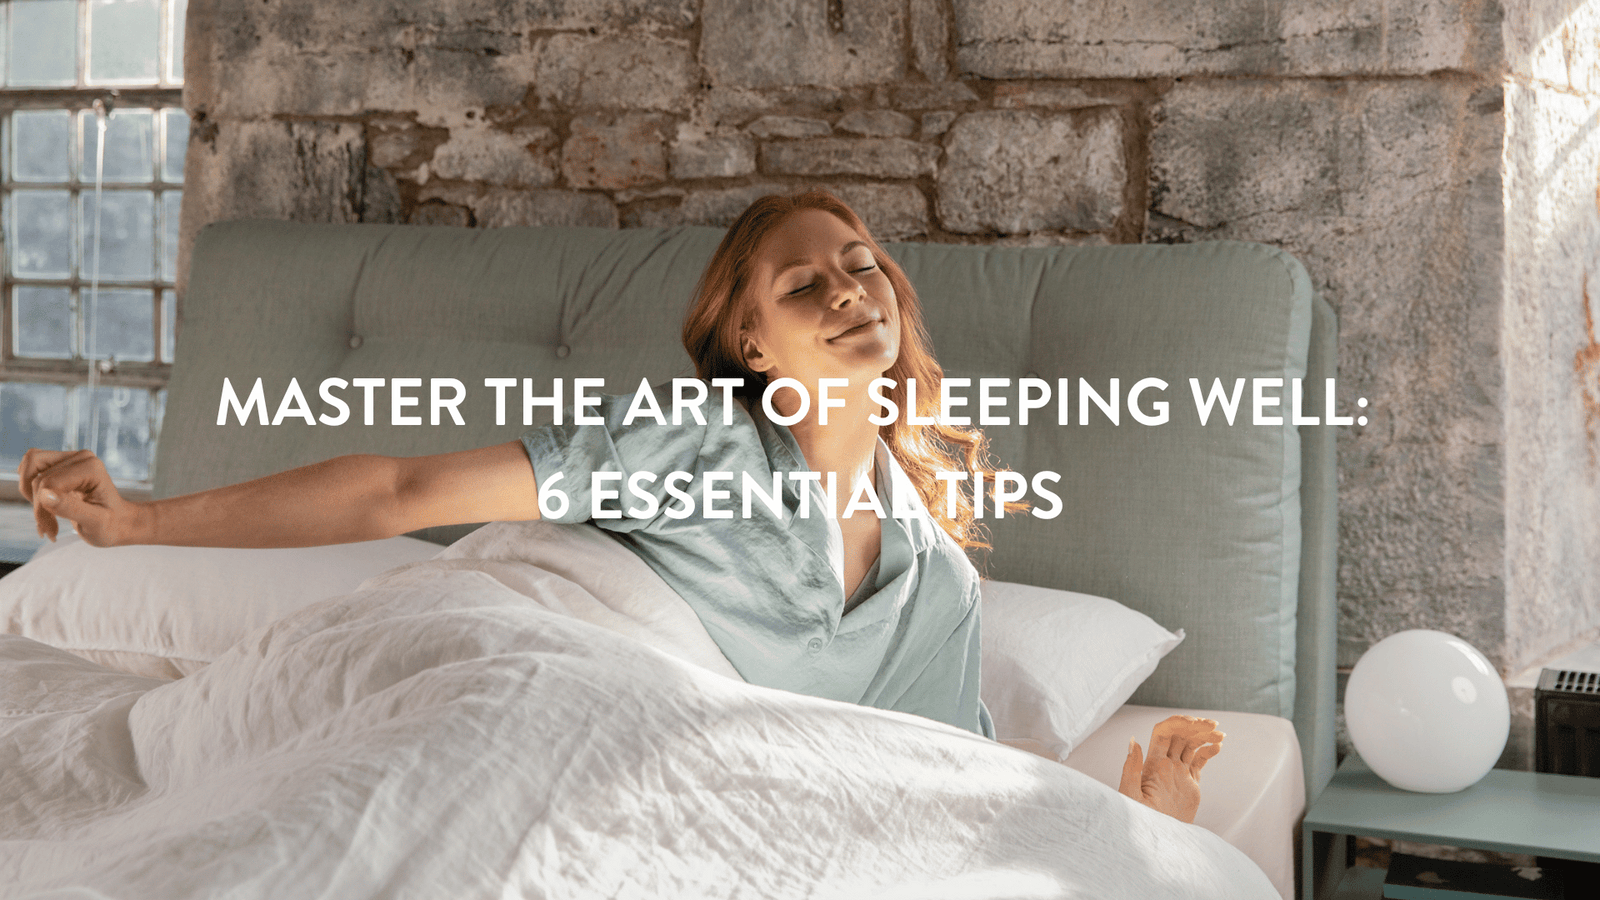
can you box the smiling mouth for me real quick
[829,318,882,340]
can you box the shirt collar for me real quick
[875,438,934,556]
[746,403,936,554]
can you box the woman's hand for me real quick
[17,441,542,550]
[1116,714,1224,824]
[17,449,144,546]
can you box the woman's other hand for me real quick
[17,448,142,546]
[1116,714,1224,824]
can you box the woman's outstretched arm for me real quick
[17,442,542,549]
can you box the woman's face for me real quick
[740,208,900,389]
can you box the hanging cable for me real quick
[84,90,116,457]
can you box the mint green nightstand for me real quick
[1302,755,1600,899]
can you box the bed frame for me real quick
[159,220,1338,808]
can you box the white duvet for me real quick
[0,522,1276,899]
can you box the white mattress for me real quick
[1056,704,1306,900]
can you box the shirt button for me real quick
[555,344,571,359]
[807,637,824,654]
[348,334,363,350]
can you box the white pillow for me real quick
[980,579,1184,760]
[0,534,443,679]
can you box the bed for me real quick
[0,220,1338,899]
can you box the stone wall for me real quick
[179,0,1600,766]
[1502,1,1600,687]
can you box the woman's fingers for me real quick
[1147,725,1174,762]
[33,493,58,541]
[1155,716,1216,735]
[1191,742,1224,779]
[1118,738,1144,799]
[43,485,103,525]
[27,452,76,540]
[18,448,87,502]
[1149,715,1225,772]
[1148,715,1187,759]
[1150,715,1218,761]
[26,450,120,543]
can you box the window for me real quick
[0,0,187,490]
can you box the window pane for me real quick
[13,190,75,278]
[0,382,70,470]
[161,190,180,279]
[9,0,77,87]
[80,190,154,280]
[14,285,73,358]
[86,287,154,361]
[146,386,166,477]
[77,384,153,481]
[168,0,185,83]
[161,288,175,362]
[81,109,154,183]
[88,0,160,84]
[13,111,73,182]
[162,108,186,182]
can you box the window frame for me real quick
[0,0,187,500]
[1,88,183,392]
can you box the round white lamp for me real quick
[1345,629,1509,793]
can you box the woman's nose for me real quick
[825,270,863,309]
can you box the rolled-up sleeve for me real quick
[519,387,709,525]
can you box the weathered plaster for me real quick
[1501,79,1600,675]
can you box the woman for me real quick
[18,189,1221,822]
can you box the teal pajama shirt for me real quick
[519,384,996,739]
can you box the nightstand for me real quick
[1302,754,1600,899]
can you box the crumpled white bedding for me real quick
[0,522,1276,899]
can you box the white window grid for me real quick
[0,0,186,490]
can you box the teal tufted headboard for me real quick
[160,220,1337,804]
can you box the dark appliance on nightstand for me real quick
[1537,666,1600,776]
[1534,663,1600,890]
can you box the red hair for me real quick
[681,189,1008,552]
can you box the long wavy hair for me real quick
[681,189,1006,552]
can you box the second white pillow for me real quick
[980,579,1184,760]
